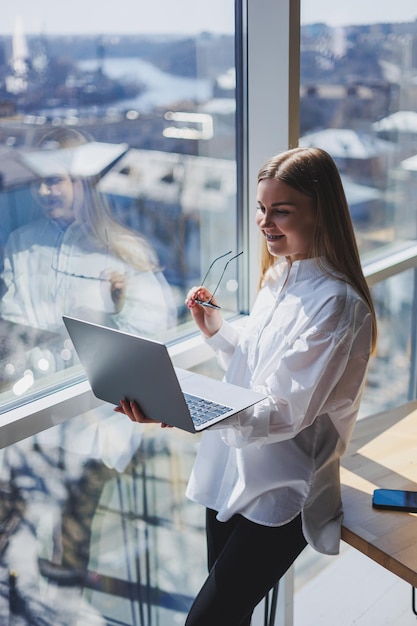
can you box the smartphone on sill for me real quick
[372,488,417,512]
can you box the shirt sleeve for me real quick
[212,303,372,449]
[204,320,241,371]
[0,236,27,325]
[112,270,177,336]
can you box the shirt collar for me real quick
[287,257,324,280]
[276,256,326,282]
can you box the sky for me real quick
[2,0,236,35]
[2,1,417,36]
[301,0,417,27]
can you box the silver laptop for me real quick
[62,315,266,433]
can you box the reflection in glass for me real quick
[0,408,204,624]
[1,128,177,336]
[0,129,179,401]
[0,3,237,404]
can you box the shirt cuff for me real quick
[205,321,240,353]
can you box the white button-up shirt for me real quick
[1,217,177,336]
[186,257,373,554]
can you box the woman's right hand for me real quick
[114,399,172,428]
[185,286,223,338]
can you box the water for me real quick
[78,57,212,113]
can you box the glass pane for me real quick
[0,408,205,624]
[300,1,417,259]
[361,269,416,416]
[0,2,237,407]
[297,3,417,618]
[299,2,417,419]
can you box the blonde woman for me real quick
[118,147,377,625]
[1,128,176,335]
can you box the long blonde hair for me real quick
[36,127,158,272]
[78,179,159,271]
[257,147,377,353]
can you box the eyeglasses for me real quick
[195,250,243,309]
[51,246,112,281]
[51,260,110,281]
[51,254,113,281]
[51,230,111,281]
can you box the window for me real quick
[300,0,417,416]
[296,3,417,624]
[2,1,417,623]
[0,1,238,409]
[0,3,241,624]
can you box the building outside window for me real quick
[294,3,417,624]
[299,0,417,419]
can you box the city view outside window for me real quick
[0,2,237,407]
[300,0,417,417]
[294,3,417,624]
[0,4,237,625]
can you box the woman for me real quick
[1,128,177,336]
[0,129,177,590]
[117,147,377,625]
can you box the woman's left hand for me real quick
[114,399,172,428]
[108,271,126,312]
[185,286,223,338]
[100,269,127,313]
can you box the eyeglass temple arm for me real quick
[207,251,243,303]
[199,250,233,288]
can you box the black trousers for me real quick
[185,508,307,626]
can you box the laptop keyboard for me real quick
[184,393,232,427]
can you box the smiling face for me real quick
[34,172,78,226]
[256,178,317,263]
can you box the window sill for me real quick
[0,314,249,448]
